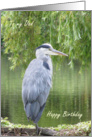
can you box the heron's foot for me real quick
[36,124,40,135]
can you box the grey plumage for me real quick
[22,56,52,123]
[22,43,68,133]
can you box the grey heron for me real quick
[22,43,68,134]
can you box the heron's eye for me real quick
[49,48,52,51]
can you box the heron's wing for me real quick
[22,59,52,123]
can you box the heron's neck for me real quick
[36,54,53,75]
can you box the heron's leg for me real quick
[36,123,39,135]
[27,117,29,122]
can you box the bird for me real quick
[22,43,68,134]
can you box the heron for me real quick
[22,43,68,134]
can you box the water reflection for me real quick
[1,56,91,127]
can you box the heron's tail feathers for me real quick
[25,103,32,119]
[34,103,46,123]
[25,102,46,123]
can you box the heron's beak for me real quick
[50,48,68,56]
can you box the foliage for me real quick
[1,117,35,128]
[54,121,91,132]
[1,117,91,136]
[1,11,91,70]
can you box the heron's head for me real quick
[36,43,68,58]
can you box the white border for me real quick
[0,0,91,10]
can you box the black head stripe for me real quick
[36,44,50,50]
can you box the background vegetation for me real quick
[1,11,91,71]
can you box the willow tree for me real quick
[1,11,91,70]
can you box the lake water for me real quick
[1,56,91,127]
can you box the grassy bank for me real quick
[1,117,91,136]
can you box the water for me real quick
[1,56,91,127]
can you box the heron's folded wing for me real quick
[22,59,51,107]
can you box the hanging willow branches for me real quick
[1,11,91,70]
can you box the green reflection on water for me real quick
[1,56,91,127]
